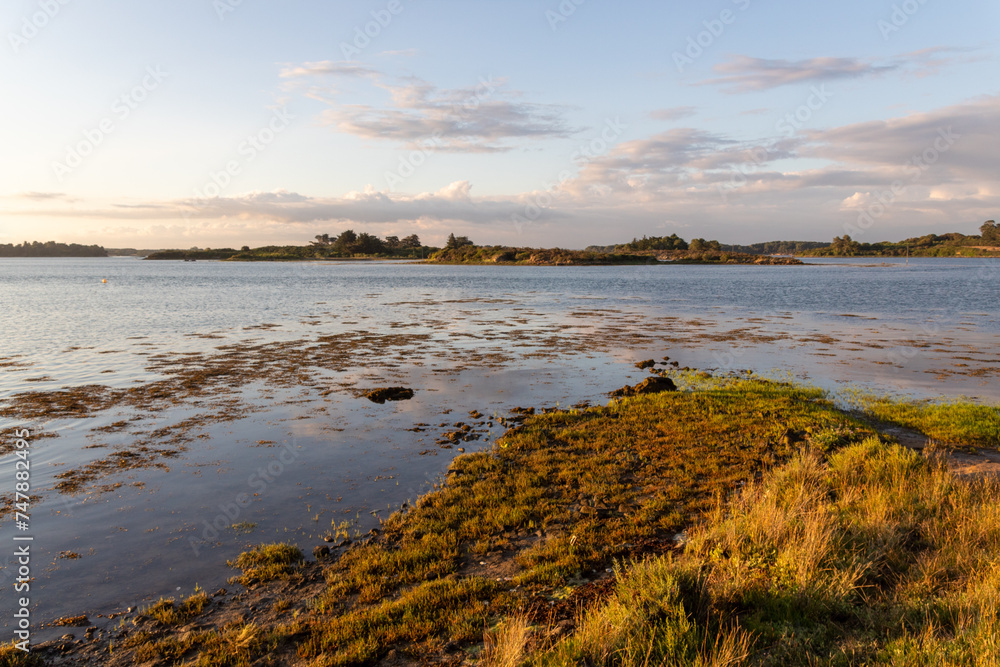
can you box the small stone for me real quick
[312,545,330,559]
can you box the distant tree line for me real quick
[598,221,999,258]
[310,230,423,255]
[808,222,1000,257]
[616,234,735,253]
[616,234,689,251]
[731,241,831,255]
[0,241,107,257]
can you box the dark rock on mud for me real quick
[312,545,330,559]
[363,387,415,403]
[635,359,657,370]
[610,376,678,398]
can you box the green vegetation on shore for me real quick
[597,221,1000,259]
[429,244,657,265]
[430,234,800,265]
[140,219,999,263]
[145,230,435,261]
[843,389,1000,448]
[0,241,107,257]
[63,375,1000,665]
[803,227,1000,258]
[798,220,1000,257]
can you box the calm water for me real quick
[1,256,998,635]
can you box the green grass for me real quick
[227,542,304,587]
[294,378,870,664]
[841,388,1000,448]
[143,588,211,626]
[105,377,1000,666]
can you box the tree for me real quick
[401,234,421,248]
[981,220,999,245]
[831,235,861,256]
[311,233,331,246]
[446,233,473,250]
[689,238,707,252]
[354,233,385,255]
[384,235,401,249]
[334,229,358,252]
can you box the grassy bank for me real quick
[428,245,657,265]
[53,377,1000,666]
[842,388,1000,449]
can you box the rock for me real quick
[338,539,352,548]
[637,377,677,393]
[313,545,330,559]
[781,428,805,446]
[635,359,656,370]
[457,448,465,453]
[323,534,335,542]
[53,615,90,627]
[363,387,415,404]
[609,376,677,398]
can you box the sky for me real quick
[1,0,998,249]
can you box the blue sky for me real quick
[1,0,998,248]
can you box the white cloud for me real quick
[281,62,577,152]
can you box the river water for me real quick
[1,256,998,636]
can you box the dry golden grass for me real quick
[483,612,533,667]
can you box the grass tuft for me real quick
[0,642,42,667]
[227,543,303,587]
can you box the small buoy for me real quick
[102,279,108,284]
